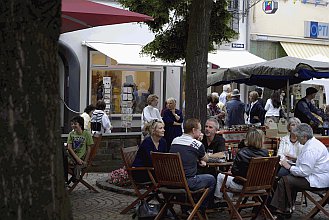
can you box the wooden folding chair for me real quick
[221,156,280,220]
[151,152,210,220]
[120,146,159,214]
[302,188,329,219]
[67,136,102,193]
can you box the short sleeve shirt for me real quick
[67,130,94,159]
[170,134,206,178]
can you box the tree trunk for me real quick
[185,0,212,126]
[0,1,72,219]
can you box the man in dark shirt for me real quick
[170,118,216,215]
[294,87,325,128]
[200,118,226,175]
[202,118,226,153]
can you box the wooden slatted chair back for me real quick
[120,146,138,169]
[151,152,188,189]
[244,156,280,191]
[87,136,102,165]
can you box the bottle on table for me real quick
[227,145,232,162]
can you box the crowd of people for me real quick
[65,85,329,219]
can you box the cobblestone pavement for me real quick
[70,173,328,220]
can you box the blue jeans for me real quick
[187,174,216,210]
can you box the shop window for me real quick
[91,69,153,114]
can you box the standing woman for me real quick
[162,97,183,148]
[246,91,265,126]
[141,94,163,133]
[264,90,281,123]
[132,120,167,183]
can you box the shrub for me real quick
[108,167,131,187]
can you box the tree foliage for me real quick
[119,0,237,62]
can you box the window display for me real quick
[91,69,153,114]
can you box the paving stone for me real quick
[70,173,329,220]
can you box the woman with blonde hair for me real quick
[132,120,167,183]
[141,94,163,133]
[162,97,183,148]
[214,128,268,207]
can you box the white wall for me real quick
[59,23,156,111]
[250,0,329,40]
[165,67,181,108]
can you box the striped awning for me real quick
[280,42,329,59]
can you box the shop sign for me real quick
[304,21,329,39]
[262,0,278,14]
[232,43,245,49]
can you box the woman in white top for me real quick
[264,90,281,123]
[141,94,163,132]
[277,117,302,176]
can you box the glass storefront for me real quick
[90,51,156,115]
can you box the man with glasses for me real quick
[170,118,216,216]
[270,123,329,218]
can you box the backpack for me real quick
[91,111,104,132]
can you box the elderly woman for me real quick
[141,94,163,133]
[214,128,268,207]
[246,91,265,125]
[277,117,302,177]
[132,120,167,183]
[162,97,183,148]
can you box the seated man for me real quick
[170,118,216,215]
[201,118,225,153]
[199,118,225,175]
[67,116,94,182]
[270,123,329,217]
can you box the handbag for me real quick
[133,200,160,219]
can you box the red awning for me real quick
[61,0,153,33]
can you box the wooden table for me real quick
[207,161,233,173]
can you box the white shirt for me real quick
[81,112,91,132]
[219,91,228,105]
[277,135,303,161]
[246,100,257,124]
[141,105,162,129]
[264,99,280,117]
[91,109,112,135]
[290,137,329,188]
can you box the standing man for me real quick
[270,123,329,217]
[219,84,231,105]
[202,118,225,153]
[170,118,216,216]
[294,87,325,128]
[225,89,245,127]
